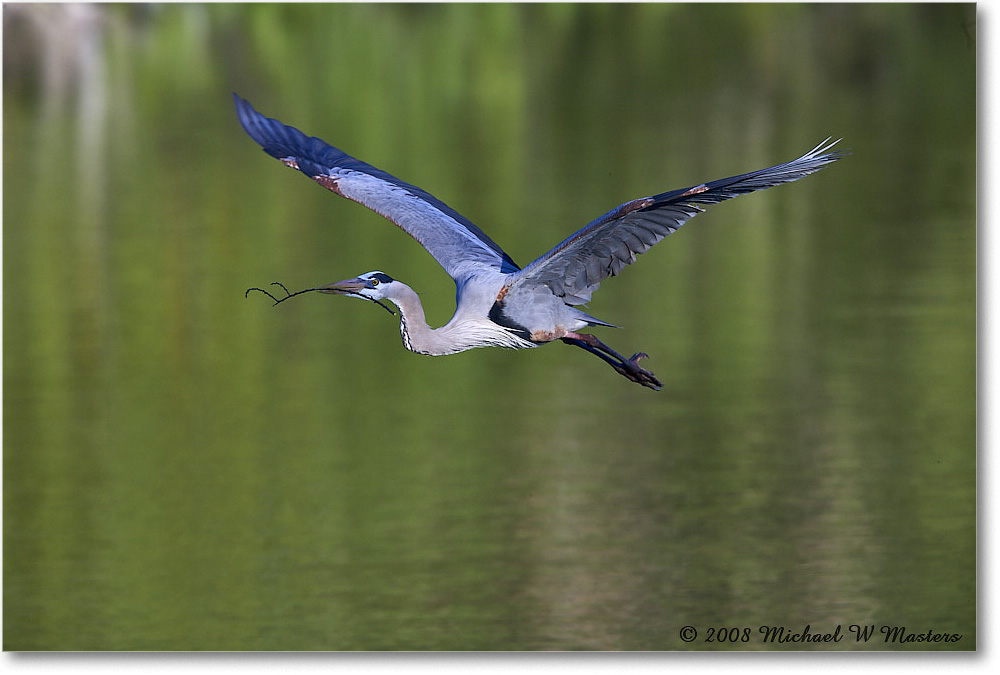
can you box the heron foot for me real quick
[611,352,663,390]
[561,334,662,391]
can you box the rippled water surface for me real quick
[4,3,975,650]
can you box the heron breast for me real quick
[487,299,531,341]
[489,283,588,343]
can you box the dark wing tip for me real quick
[649,137,848,208]
[233,93,266,146]
[233,93,320,166]
[797,137,850,165]
[233,93,277,155]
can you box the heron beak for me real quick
[318,278,366,295]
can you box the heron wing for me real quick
[511,139,845,304]
[234,94,519,281]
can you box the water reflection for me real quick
[4,2,975,650]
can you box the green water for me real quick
[4,3,975,650]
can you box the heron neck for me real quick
[388,282,530,355]
[389,283,442,355]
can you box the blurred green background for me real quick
[3,3,975,650]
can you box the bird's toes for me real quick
[621,362,662,390]
[636,370,663,390]
[607,353,662,390]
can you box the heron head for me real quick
[319,271,396,301]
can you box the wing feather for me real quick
[234,94,519,281]
[511,139,846,304]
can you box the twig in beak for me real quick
[245,282,395,315]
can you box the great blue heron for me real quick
[236,94,844,390]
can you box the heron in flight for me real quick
[236,94,843,390]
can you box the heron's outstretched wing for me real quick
[234,94,519,281]
[511,139,846,304]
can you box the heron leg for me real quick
[560,333,663,390]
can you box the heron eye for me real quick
[369,278,379,287]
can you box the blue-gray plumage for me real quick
[236,94,845,390]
